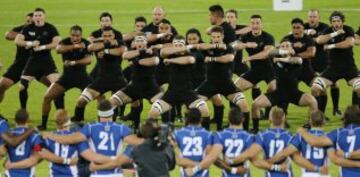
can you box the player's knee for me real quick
[211,95,223,106]
[110,93,125,106]
[193,100,209,117]
[78,90,93,106]
[43,93,54,103]
[312,77,326,95]
[151,100,164,116]
[352,78,360,92]
[231,92,246,105]
[19,79,29,91]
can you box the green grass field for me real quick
[0,0,359,176]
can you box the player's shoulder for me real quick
[343,25,355,34]
[61,37,71,44]
[91,29,102,37]
[12,25,25,32]
[318,22,330,29]
[81,38,90,45]
[262,30,274,37]
[44,22,57,29]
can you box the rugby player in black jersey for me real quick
[148,36,210,124]
[38,25,92,130]
[252,40,318,133]
[15,8,63,110]
[110,35,162,130]
[232,14,276,130]
[196,26,249,130]
[72,27,126,122]
[207,4,237,130]
[0,13,34,106]
[120,16,147,124]
[304,9,343,116]
[311,11,360,110]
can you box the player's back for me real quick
[331,124,360,176]
[215,128,253,177]
[45,130,89,177]
[80,121,131,175]
[6,127,41,177]
[173,125,211,177]
[256,128,293,177]
[291,129,329,174]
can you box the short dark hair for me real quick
[99,12,113,21]
[330,11,345,22]
[34,8,45,14]
[343,105,360,127]
[186,28,204,44]
[270,106,285,126]
[173,35,185,41]
[226,9,238,18]
[228,107,243,125]
[70,25,82,33]
[159,18,171,25]
[140,119,159,139]
[209,4,224,18]
[251,14,262,20]
[15,109,29,124]
[310,111,325,127]
[291,18,304,26]
[210,26,224,34]
[97,99,112,112]
[135,16,147,24]
[185,108,202,125]
[27,12,33,17]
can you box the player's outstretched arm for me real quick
[45,36,61,50]
[297,128,333,147]
[108,46,126,56]
[88,42,105,52]
[123,134,144,146]
[73,55,92,66]
[316,30,344,44]
[231,143,262,164]
[246,45,274,61]
[197,43,216,51]
[42,131,86,145]
[1,128,35,147]
[355,34,360,45]
[328,149,360,168]
[122,50,141,60]
[138,56,160,66]
[330,37,355,49]
[175,154,197,168]
[89,154,132,172]
[6,152,41,169]
[39,148,77,165]
[80,149,113,164]
[160,46,188,58]
[268,145,298,163]
[297,46,316,59]
[214,158,248,175]
[291,152,325,173]
[207,54,235,63]
[231,41,248,51]
[235,26,251,36]
[5,30,19,41]
[336,149,360,159]
[164,56,195,65]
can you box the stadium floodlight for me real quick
[273,0,303,11]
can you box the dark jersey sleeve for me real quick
[115,31,125,46]
[306,36,316,47]
[264,33,275,46]
[171,25,178,36]
[224,26,236,44]
[11,25,23,33]
[344,25,355,38]
[48,24,60,39]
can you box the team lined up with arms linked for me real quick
[0,3,360,177]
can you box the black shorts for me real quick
[2,61,26,83]
[57,73,92,91]
[312,63,328,73]
[266,89,304,106]
[298,66,316,86]
[233,60,249,77]
[196,80,238,98]
[122,82,160,101]
[162,90,199,107]
[89,64,99,81]
[88,76,127,94]
[155,71,169,86]
[321,65,359,83]
[22,57,58,80]
[241,67,275,85]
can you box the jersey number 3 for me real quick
[182,137,203,156]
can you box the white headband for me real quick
[98,109,114,117]
[173,39,186,46]
[331,16,342,21]
[134,36,147,42]
[63,119,71,127]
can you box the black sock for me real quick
[214,105,224,131]
[229,101,237,108]
[252,88,261,100]
[161,111,171,123]
[243,112,250,131]
[74,106,85,121]
[331,87,339,110]
[316,96,323,111]
[265,107,271,119]
[319,95,328,113]
[118,105,126,117]
[358,95,360,108]
[253,118,259,133]
[201,116,210,130]
[41,115,48,127]
[132,106,142,130]
[175,104,182,117]
[113,107,119,122]
[353,91,358,105]
[54,93,65,109]
[19,79,29,109]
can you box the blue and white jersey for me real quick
[173,126,212,177]
[255,128,293,177]
[5,127,42,177]
[213,128,253,177]
[44,130,89,177]
[0,119,10,138]
[80,121,131,175]
[290,128,329,174]
[327,124,360,177]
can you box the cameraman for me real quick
[89,119,176,177]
